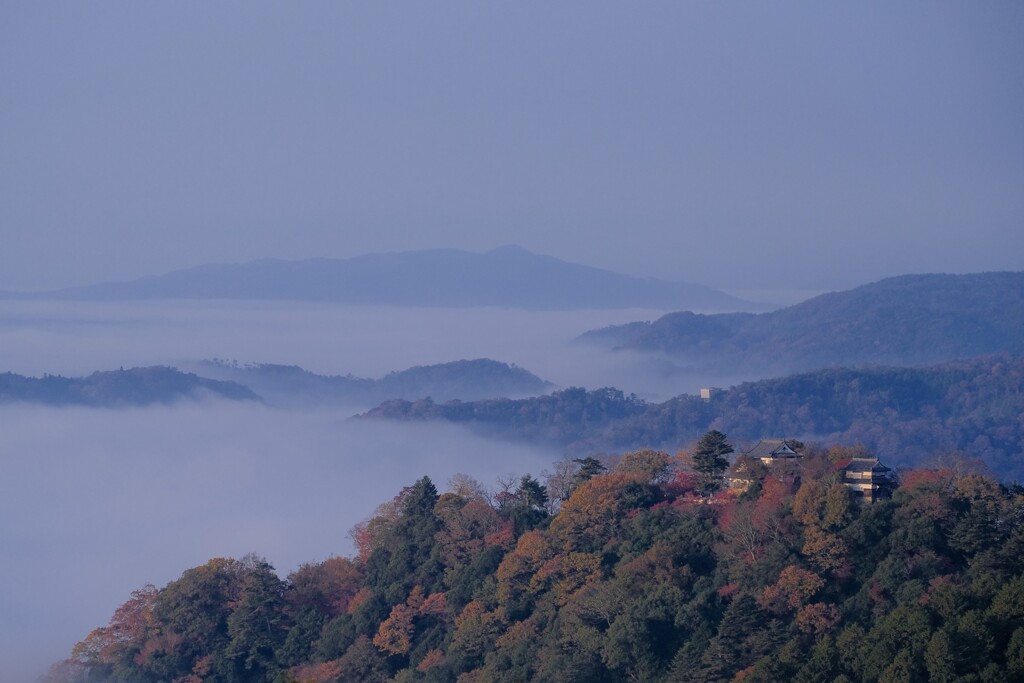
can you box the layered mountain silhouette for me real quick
[361,354,1024,480]
[13,246,764,311]
[0,359,553,409]
[579,271,1024,372]
[0,366,259,407]
[195,358,552,408]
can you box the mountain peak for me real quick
[26,247,767,312]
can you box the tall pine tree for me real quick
[689,430,734,496]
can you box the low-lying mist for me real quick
[0,401,560,682]
[0,300,755,402]
[0,299,763,680]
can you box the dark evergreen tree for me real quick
[573,457,607,487]
[689,430,733,496]
[516,474,549,510]
[698,593,769,681]
[336,635,390,683]
[365,476,445,607]
[149,558,245,682]
[509,474,550,535]
[223,558,288,681]
[276,608,325,667]
[793,635,839,683]
[314,614,358,661]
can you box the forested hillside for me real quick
[362,354,1024,481]
[580,272,1024,373]
[0,359,551,409]
[50,447,1024,682]
[0,366,258,406]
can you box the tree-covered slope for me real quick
[51,451,1024,683]
[580,272,1024,372]
[0,366,259,407]
[361,355,1024,480]
[365,387,649,447]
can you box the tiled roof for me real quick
[842,457,891,472]
[744,439,799,460]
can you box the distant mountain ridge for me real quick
[579,271,1024,371]
[0,359,553,409]
[196,358,553,407]
[361,354,1024,480]
[0,366,259,407]
[12,246,765,311]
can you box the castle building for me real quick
[835,456,895,503]
[725,439,803,491]
[744,439,803,466]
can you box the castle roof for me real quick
[744,439,801,460]
[835,456,891,473]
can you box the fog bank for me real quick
[0,299,766,680]
[0,401,558,682]
[0,300,754,401]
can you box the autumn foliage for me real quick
[55,441,1024,683]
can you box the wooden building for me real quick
[744,439,803,466]
[836,456,895,503]
[725,438,803,492]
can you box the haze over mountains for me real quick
[580,271,1024,372]
[5,271,1022,682]
[0,360,552,410]
[362,354,1024,481]
[195,358,552,408]
[4,246,764,312]
[0,366,258,407]
[7,2,1022,679]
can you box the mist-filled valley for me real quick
[1,299,759,404]
[5,2,1023,678]
[1,299,752,681]
[4,275,1024,681]
[0,401,565,682]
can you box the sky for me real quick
[2,2,1023,291]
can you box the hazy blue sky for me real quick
[2,2,1022,292]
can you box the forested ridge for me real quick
[50,443,1024,683]
[0,359,551,409]
[0,366,259,407]
[363,354,1024,481]
[579,271,1024,373]
[198,358,552,407]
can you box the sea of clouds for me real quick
[0,299,755,680]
